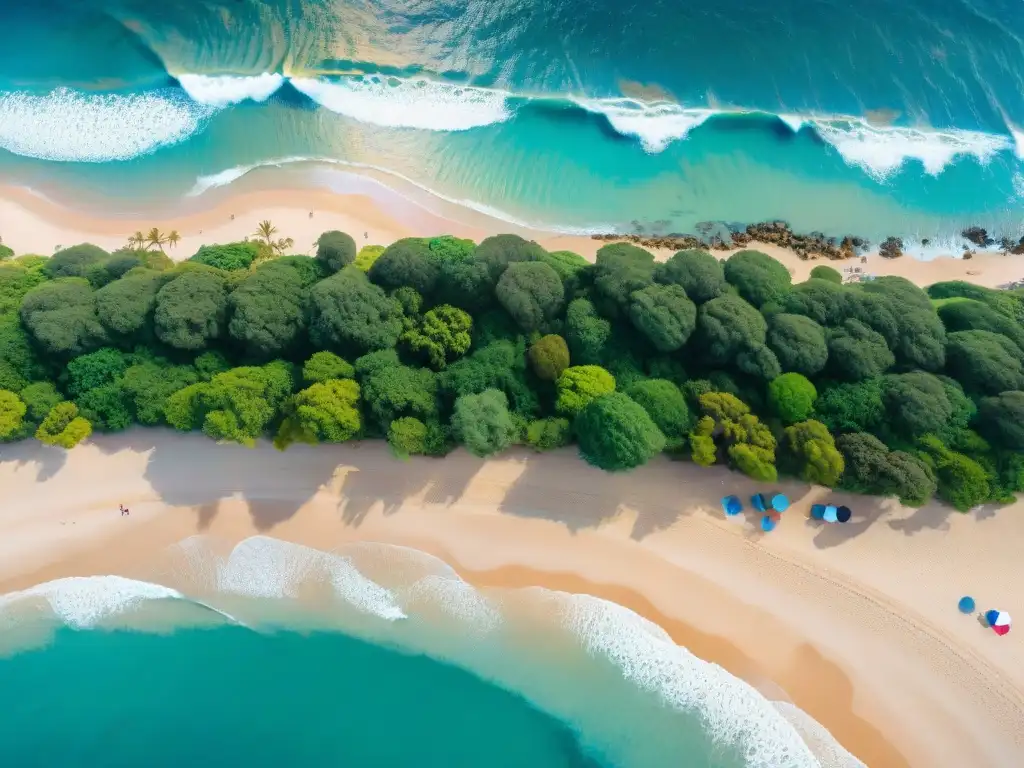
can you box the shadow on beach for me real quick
[0,439,69,483]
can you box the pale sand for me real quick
[1,432,1022,767]
[2,180,1023,288]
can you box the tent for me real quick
[751,493,768,513]
[721,495,743,516]
[985,610,1012,636]
[823,505,838,523]
[760,515,776,532]
[836,506,852,523]
[771,494,790,513]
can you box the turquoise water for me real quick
[0,537,854,767]
[0,0,1022,243]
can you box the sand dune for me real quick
[1,431,1022,767]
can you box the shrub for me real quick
[190,242,261,271]
[768,373,817,424]
[654,249,727,303]
[528,334,570,381]
[370,238,439,295]
[451,389,516,457]
[388,417,429,459]
[625,379,692,447]
[36,402,92,448]
[555,365,615,417]
[809,264,843,284]
[723,249,792,307]
[45,244,109,279]
[575,393,665,471]
[302,352,355,384]
[315,231,357,273]
[525,417,572,451]
[496,261,565,332]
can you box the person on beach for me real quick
[119,504,124,516]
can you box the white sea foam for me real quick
[562,593,820,768]
[176,73,285,107]
[405,574,501,632]
[0,576,183,629]
[1009,125,1024,161]
[290,75,512,131]
[216,536,406,621]
[779,114,806,132]
[810,118,1013,180]
[773,702,866,768]
[572,97,717,152]
[0,88,211,162]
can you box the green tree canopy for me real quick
[354,349,400,381]
[768,372,817,424]
[882,372,953,440]
[723,249,792,307]
[20,278,108,358]
[918,436,991,511]
[945,330,1024,395]
[437,257,494,313]
[782,278,848,326]
[976,391,1024,450]
[65,347,130,398]
[451,388,517,457]
[525,417,572,452]
[308,267,404,355]
[164,361,294,446]
[276,379,361,447]
[362,364,438,429]
[75,383,132,432]
[440,341,535,416]
[302,351,354,384]
[538,250,589,298]
[766,313,828,376]
[591,243,655,318]
[575,392,665,471]
[556,365,615,417]
[495,261,565,332]
[528,334,570,381]
[783,419,844,486]
[627,283,696,352]
[189,242,260,271]
[45,244,109,279]
[836,432,936,506]
[154,270,228,350]
[653,249,727,304]
[841,290,900,347]
[19,381,62,428]
[387,416,429,459]
[809,264,843,284]
[36,402,92,448]
[566,298,611,364]
[269,255,327,287]
[427,235,476,265]
[625,379,692,447]
[400,305,473,369]
[0,389,26,439]
[474,234,545,281]
[690,392,777,481]
[813,378,884,434]
[826,319,894,381]
[891,308,946,372]
[120,358,199,426]
[315,231,357,273]
[228,262,306,359]
[937,299,1024,352]
[696,293,767,363]
[370,238,440,295]
[0,261,50,315]
[94,269,167,343]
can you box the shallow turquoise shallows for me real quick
[0,0,1022,244]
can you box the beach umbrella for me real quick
[836,506,852,523]
[823,505,838,523]
[751,493,767,513]
[760,515,776,532]
[721,495,743,516]
[985,610,1012,636]
[771,493,790,512]
[958,596,976,614]
[810,504,826,520]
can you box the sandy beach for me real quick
[1,432,1022,767]
[2,177,1023,289]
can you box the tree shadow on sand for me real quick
[0,439,68,482]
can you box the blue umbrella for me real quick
[771,494,790,512]
[760,515,776,532]
[823,505,839,523]
[810,504,826,520]
[721,495,743,516]
[958,596,976,614]
[751,493,767,513]
[836,506,852,523]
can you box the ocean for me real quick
[0,0,1022,246]
[0,537,861,767]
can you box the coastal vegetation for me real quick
[1,233,1023,512]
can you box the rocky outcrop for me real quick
[961,227,994,248]
[878,236,904,259]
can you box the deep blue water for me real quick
[0,0,1021,242]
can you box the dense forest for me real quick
[1,229,1022,512]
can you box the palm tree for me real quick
[253,220,278,246]
[127,231,146,250]
[271,236,294,255]
[166,230,181,249]
[146,228,167,252]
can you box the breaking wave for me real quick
[1,536,861,767]
[176,73,286,107]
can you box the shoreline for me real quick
[2,174,1024,289]
[2,433,1022,767]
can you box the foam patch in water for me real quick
[561,593,819,768]
[810,118,1013,180]
[290,75,512,131]
[572,97,717,152]
[177,73,285,107]
[0,87,211,162]
[0,576,183,629]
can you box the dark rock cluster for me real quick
[878,236,904,259]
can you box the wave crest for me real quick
[0,87,210,162]
[572,98,716,152]
[290,75,512,131]
[176,73,286,107]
